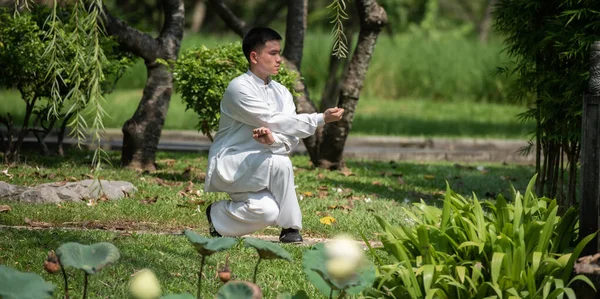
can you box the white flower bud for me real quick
[129,269,162,299]
[324,235,364,280]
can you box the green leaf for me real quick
[302,243,375,296]
[160,293,195,299]
[216,281,255,299]
[0,266,56,299]
[244,237,292,261]
[56,242,120,274]
[561,232,597,282]
[491,252,505,285]
[184,229,237,256]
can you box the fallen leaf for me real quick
[317,173,325,179]
[158,159,176,167]
[320,216,336,225]
[372,181,383,186]
[24,218,53,228]
[398,176,406,185]
[86,199,97,206]
[140,196,159,205]
[2,168,13,179]
[155,177,179,187]
[53,181,68,187]
[424,175,436,180]
[317,186,329,191]
[65,176,78,182]
[48,173,56,180]
[302,191,314,197]
[339,168,354,177]
[327,205,353,211]
[83,174,95,179]
[0,205,11,212]
[98,194,110,202]
[318,191,329,198]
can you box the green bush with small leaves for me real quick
[173,42,298,139]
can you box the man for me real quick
[203,27,344,243]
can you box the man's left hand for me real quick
[253,127,275,145]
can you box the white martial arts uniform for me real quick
[204,70,324,237]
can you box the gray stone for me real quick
[0,180,137,204]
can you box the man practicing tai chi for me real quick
[203,27,344,243]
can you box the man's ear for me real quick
[250,51,258,65]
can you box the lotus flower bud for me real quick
[129,269,162,299]
[324,234,364,279]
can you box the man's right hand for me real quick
[324,107,345,123]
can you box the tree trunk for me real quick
[478,0,497,43]
[320,23,355,112]
[207,0,249,36]
[190,0,206,33]
[103,0,184,171]
[317,0,388,169]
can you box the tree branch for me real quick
[207,0,249,38]
[158,0,185,55]
[100,4,161,62]
[283,0,307,68]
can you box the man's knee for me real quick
[270,155,293,174]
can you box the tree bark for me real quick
[317,0,387,169]
[478,0,497,43]
[103,0,184,171]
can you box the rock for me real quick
[0,180,137,204]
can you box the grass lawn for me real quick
[0,150,536,240]
[0,150,536,298]
[1,89,534,139]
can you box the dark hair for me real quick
[242,27,282,62]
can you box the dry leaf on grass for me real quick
[372,181,383,186]
[0,205,11,212]
[319,216,336,225]
[140,196,159,205]
[2,168,13,179]
[155,177,180,187]
[339,168,354,177]
[24,217,53,228]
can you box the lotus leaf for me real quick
[216,281,255,299]
[0,265,56,299]
[56,242,120,275]
[302,243,375,296]
[184,229,237,256]
[244,237,292,261]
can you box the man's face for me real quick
[250,40,282,76]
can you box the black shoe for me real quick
[279,228,303,243]
[206,204,221,237]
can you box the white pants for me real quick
[209,155,301,237]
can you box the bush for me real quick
[365,175,595,298]
[173,42,297,139]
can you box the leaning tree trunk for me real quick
[102,0,184,171]
[318,0,387,169]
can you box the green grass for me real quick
[0,228,325,298]
[0,89,534,139]
[0,150,536,298]
[110,32,513,103]
[0,150,536,240]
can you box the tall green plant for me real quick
[365,175,596,298]
[494,0,600,206]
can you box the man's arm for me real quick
[222,81,324,138]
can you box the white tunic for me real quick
[204,70,324,194]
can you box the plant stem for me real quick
[337,290,347,298]
[197,255,206,299]
[82,273,89,299]
[59,258,69,299]
[329,288,334,299]
[252,257,262,284]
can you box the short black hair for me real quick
[242,27,282,62]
